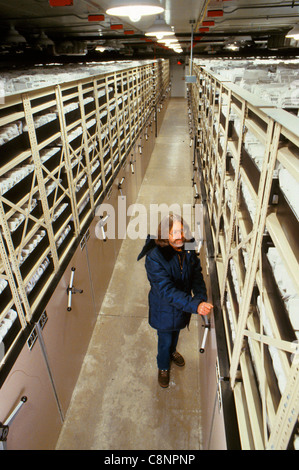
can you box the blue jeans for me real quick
[157,330,180,370]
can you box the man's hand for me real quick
[197,302,213,316]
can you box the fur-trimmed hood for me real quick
[138,235,207,331]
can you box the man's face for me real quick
[169,221,184,250]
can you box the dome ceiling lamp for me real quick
[169,44,183,53]
[157,38,179,47]
[156,37,182,53]
[35,32,54,48]
[106,0,164,23]
[145,15,174,40]
[5,25,26,44]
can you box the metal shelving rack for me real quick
[0,59,169,375]
[188,64,299,450]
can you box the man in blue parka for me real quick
[138,214,213,388]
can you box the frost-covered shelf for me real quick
[198,58,299,114]
[0,59,170,377]
[188,62,299,450]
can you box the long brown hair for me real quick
[155,214,193,247]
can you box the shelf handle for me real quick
[95,214,110,242]
[118,177,125,198]
[193,181,200,209]
[199,315,210,354]
[193,181,199,198]
[0,396,27,450]
[67,267,83,311]
[191,167,197,183]
[130,158,135,174]
[196,221,203,254]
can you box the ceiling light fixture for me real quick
[5,25,26,44]
[170,45,182,53]
[286,24,299,40]
[36,31,54,47]
[106,0,164,23]
[157,38,178,44]
[145,16,174,40]
[225,43,239,51]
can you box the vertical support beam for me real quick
[22,94,59,273]
[106,74,115,178]
[54,85,80,236]
[127,70,134,152]
[266,358,299,450]
[230,121,279,388]
[214,87,231,259]
[114,72,122,168]
[0,230,28,327]
[219,100,246,305]
[78,83,94,212]
[93,77,105,199]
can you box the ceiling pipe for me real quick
[195,0,212,32]
[190,23,194,75]
[223,2,299,14]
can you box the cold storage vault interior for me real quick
[0,59,170,449]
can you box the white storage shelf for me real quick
[0,59,170,373]
[188,65,299,450]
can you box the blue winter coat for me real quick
[138,236,207,331]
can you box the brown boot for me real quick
[171,351,185,367]
[158,369,170,388]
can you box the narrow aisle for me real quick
[56,98,203,451]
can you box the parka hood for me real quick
[137,234,156,261]
[137,234,197,262]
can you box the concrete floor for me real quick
[56,98,204,450]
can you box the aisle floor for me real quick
[56,98,203,450]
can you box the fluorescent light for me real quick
[227,44,239,50]
[106,0,164,23]
[157,38,178,44]
[145,16,174,39]
[286,24,299,40]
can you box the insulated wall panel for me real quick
[86,215,117,315]
[198,259,228,450]
[156,83,171,135]
[0,332,62,450]
[40,238,96,416]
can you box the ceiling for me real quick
[0,0,299,66]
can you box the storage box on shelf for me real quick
[199,59,299,117]
[0,59,170,383]
[189,64,299,450]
